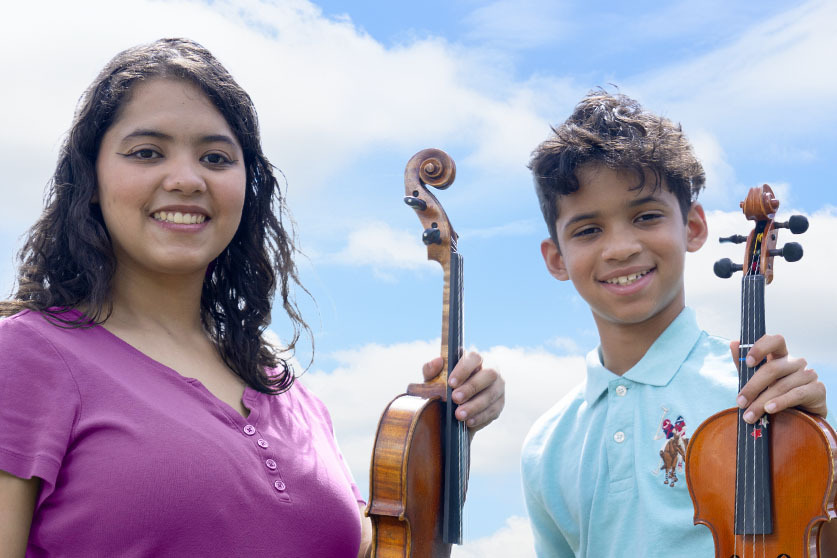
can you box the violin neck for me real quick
[442,251,466,544]
[735,273,773,535]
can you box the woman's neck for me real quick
[104,265,206,336]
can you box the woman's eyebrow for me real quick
[120,129,238,147]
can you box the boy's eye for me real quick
[636,212,662,223]
[202,152,234,165]
[572,226,600,238]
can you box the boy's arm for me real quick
[521,476,575,557]
[733,334,826,423]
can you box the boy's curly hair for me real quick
[529,90,705,245]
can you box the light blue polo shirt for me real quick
[522,308,739,557]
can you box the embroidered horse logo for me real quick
[660,430,689,487]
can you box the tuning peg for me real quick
[714,258,743,279]
[719,234,747,244]
[422,226,441,245]
[774,215,808,234]
[768,242,803,262]
[404,196,427,211]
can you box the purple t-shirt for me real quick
[0,310,363,557]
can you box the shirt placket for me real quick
[604,380,634,491]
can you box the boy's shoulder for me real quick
[522,378,587,467]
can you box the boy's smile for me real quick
[541,164,707,347]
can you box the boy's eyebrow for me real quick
[628,195,664,207]
[121,128,238,147]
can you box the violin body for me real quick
[367,391,449,557]
[687,408,837,556]
[366,149,467,557]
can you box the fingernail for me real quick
[453,391,463,403]
[743,411,755,423]
[745,355,755,367]
[467,418,476,427]
[457,409,467,420]
[737,395,748,408]
[765,402,776,413]
[449,377,458,387]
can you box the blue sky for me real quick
[2,1,836,554]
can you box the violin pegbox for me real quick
[713,184,808,284]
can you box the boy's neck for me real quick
[593,301,685,375]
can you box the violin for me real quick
[366,149,468,557]
[685,184,837,557]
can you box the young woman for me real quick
[0,38,504,557]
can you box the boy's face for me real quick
[541,164,707,332]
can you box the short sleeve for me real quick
[0,314,80,489]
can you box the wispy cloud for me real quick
[463,0,569,50]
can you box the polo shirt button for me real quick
[615,385,627,396]
[257,439,269,449]
[265,458,278,470]
[243,425,256,436]
[613,431,626,443]
[274,480,286,491]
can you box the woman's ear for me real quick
[685,203,708,252]
[541,238,570,281]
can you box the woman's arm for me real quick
[357,502,372,558]
[0,470,38,558]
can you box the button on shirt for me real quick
[521,308,740,557]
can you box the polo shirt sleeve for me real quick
[522,456,575,557]
[0,315,80,489]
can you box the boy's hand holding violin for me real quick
[734,333,826,424]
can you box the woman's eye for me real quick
[127,148,160,160]
[202,152,233,165]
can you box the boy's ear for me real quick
[685,203,708,252]
[541,238,570,281]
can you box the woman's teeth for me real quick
[153,211,206,224]
[604,270,649,285]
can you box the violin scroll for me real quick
[403,149,457,267]
[713,184,808,282]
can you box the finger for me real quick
[737,355,807,409]
[448,352,483,389]
[745,333,788,368]
[729,340,741,372]
[756,379,826,418]
[451,364,498,407]
[462,394,506,432]
[741,366,818,423]
[421,356,444,382]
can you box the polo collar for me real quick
[583,308,702,405]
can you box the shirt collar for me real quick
[583,308,703,405]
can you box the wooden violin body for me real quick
[687,408,837,556]
[685,184,837,557]
[366,149,466,557]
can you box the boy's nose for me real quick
[601,229,641,261]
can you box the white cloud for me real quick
[631,0,837,141]
[452,515,535,558]
[464,0,568,50]
[327,222,436,277]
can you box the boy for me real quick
[521,91,828,556]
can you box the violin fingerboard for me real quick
[443,252,466,545]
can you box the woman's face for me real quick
[95,78,246,280]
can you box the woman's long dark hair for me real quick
[0,38,308,394]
